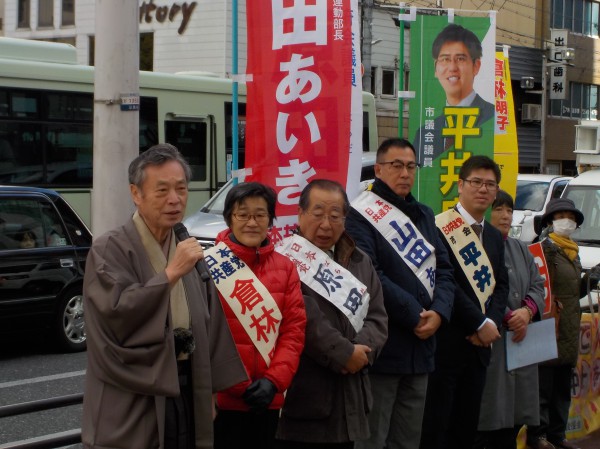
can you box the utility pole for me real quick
[92,0,140,237]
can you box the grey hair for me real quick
[128,143,192,188]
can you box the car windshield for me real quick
[514,180,550,211]
[200,181,232,215]
[563,185,600,242]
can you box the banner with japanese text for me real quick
[567,311,600,439]
[409,15,496,213]
[245,0,362,242]
[493,50,518,200]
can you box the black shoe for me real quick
[527,437,556,449]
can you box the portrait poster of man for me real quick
[409,15,496,213]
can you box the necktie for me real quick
[472,223,483,239]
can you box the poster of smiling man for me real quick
[409,15,496,213]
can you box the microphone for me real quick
[173,222,211,282]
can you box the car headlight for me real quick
[509,225,522,239]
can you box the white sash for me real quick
[276,234,370,333]
[204,241,282,366]
[435,209,495,312]
[351,190,436,299]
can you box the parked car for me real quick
[184,152,377,248]
[510,174,572,243]
[0,186,91,352]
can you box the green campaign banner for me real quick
[409,15,496,214]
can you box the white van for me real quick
[510,174,572,243]
[561,169,600,307]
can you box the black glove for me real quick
[242,378,277,412]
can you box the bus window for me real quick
[165,120,208,182]
[140,97,158,152]
[225,102,247,168]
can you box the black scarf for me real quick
[371,177,423,223]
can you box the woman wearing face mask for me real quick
[526,198,585,449]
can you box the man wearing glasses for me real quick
[345,138,455,449]
[414,23,495,162]
[421,155,509,449]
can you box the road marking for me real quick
[0,370,86,389]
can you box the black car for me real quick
[0,186,91,352]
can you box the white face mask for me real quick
[552,218,577,237]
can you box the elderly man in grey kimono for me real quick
[275,179,388,449]
[82,144,246,449]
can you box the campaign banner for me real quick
[528,242,552,315]
[494,50,518,200]
[567,311,600,439]
[245,0,362,243]
[409,15,496,213]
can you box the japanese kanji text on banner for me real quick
[245,0,363,243]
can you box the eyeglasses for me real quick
[232,212,270,222]
[462,178,499,191]
[305,211,346,225]
[436,55,472,67]
[377,160,420,172]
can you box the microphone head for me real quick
[173,222,190,241]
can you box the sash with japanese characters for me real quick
[204,242,282,366]
[276,234,369,333]
[352,190,436,299]
[435,209,495,312]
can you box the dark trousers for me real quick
[421,346,487,449]
[276,441,354,449]
[473,426,521,449]
[164,360,194,449]
[214,409,280,449]
[527,365,574,444]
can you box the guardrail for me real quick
[0,393,83,449]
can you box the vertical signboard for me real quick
[549,28,568,101]
[245,0,362,242]
[409,15,496,213]
[494,50,518,199]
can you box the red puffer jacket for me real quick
[215,229,306,411]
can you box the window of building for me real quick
[140,33,154,71]
[18,0,30,28]
[62,0,74,26]
[550,82,600,120]
[552,0,600,37]
[381,68,396,97]
[38,0,54,27]
[370,67,377,95]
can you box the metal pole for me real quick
[540,55,547,174]
[398,9,405,136]
[92,0,139,236]
[232,0,239,184]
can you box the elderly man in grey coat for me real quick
[275,179,388,449]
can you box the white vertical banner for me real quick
[549,28,568,101]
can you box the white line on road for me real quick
[0,370,86,389]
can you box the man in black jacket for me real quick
[345,138,455,449]
[420,155,509,449]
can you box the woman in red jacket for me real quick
[211,182,306,449]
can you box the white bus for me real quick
[0,37,378,225]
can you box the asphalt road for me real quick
[0,335,85,448]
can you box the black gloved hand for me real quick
[242,378,277,412]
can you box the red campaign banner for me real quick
[528,242,553,316]
[245,0,355,235]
